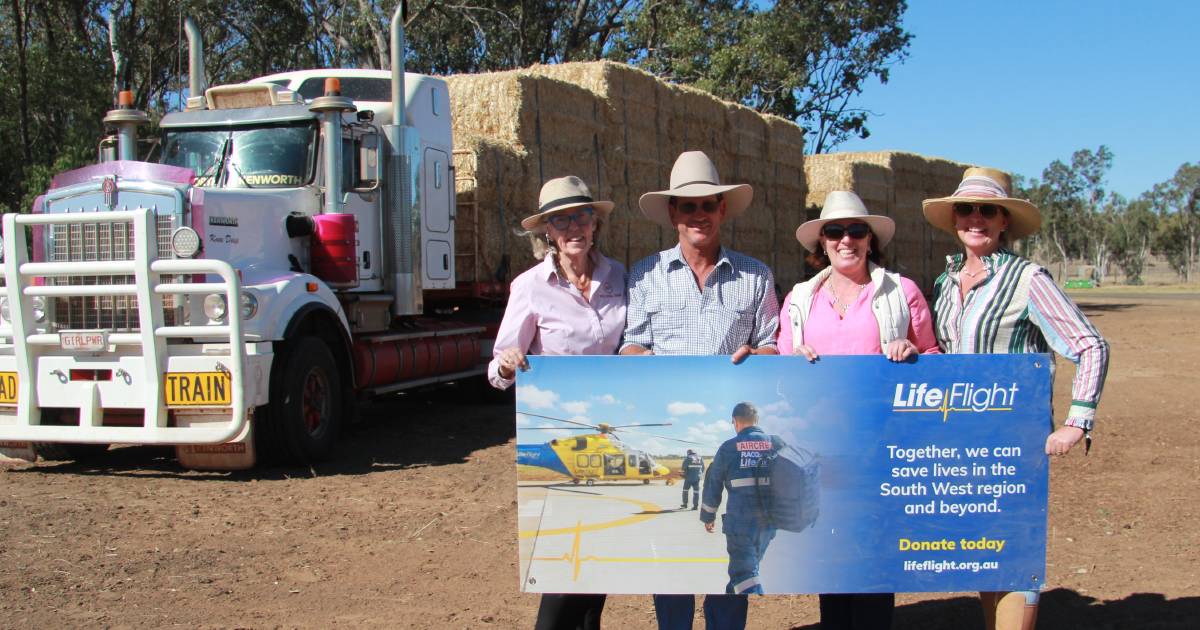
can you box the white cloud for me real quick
[592,394,618,405]
[517,384,559,410]
[632,437,668,456]
[760,400,793,416]
[534,422,572,439]
[667,401,707,416]
[561,400,591,415]
[686,419,732,441]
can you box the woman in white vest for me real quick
[778,190,939,630]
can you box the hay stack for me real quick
[803,151,975,291]
[447,61,811,289]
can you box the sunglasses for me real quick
[953,203,1005,219]
[676,199,721,214]
[546,207,595,230]
[820,222,871,240]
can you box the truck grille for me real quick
[48,214,182,331]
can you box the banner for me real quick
[515,354,1051,594]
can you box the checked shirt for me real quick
[621,244,779,356]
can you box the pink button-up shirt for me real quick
[777,276,939,356]
[487,251,627,389]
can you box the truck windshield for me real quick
[161,122,317,188]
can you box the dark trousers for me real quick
[534,594,606,630]
[653,593,748,630]
[818,593,895,630]
[681,478,700,507]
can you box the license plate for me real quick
[60,331,108,352]
[164,372,232,407]
[0,372,16,404]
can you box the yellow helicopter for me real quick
[516,412,696,485]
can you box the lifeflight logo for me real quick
[892,382,1018,421]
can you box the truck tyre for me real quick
[33,443,110,462]
[258,336,342,465]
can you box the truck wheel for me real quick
[258,336,342,465]
[33,443,110,462]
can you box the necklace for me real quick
[961,266,986,279]
[571,274,591,293]
[828,276,867,314]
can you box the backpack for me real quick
[755,437,821,532]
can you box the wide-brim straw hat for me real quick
[520,176,614,231]
[795,191,896,252]
[922,167,1041,240]
[638,151,753,229]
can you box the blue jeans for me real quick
[653,594,748,630]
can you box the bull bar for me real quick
[0,207,249,444]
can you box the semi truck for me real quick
[0,8,500,470]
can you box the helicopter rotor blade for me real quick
[516,411,601,431]
[641,433,704,445]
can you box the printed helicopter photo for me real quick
[515,411,681,486]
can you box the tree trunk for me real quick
[11,0,33,166]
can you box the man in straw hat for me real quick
[621,150,779,630]
[923,166,1109,630]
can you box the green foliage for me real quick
[0,1,912,216]
[611,0,912,153]
[1106,195,1155,284]
[1147,163,1200,281]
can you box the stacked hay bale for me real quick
[446,61,809,290]
[804,152,972,292]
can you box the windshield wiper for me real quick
[194,137,230,185]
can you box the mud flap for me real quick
[0,441,36,464]
[175,411,257,471]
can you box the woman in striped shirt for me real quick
[923,167,1110,630]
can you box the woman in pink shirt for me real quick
[488,175,626,630]
[778,190,938,630]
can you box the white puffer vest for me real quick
[787,263,910,352]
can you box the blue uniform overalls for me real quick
[681,453,705,508]
[699,426,778,595]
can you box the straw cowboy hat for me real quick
[521,176,614,231]
[638,151,754,229]
[795,191,896,252]
[923,167,1041,240]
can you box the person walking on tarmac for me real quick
[680,449,705,510]
[700,402,779,596]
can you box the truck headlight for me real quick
[203,294,227,322]
[31,296,46,323]
[170,227,202,258]
[0,297,46,323]
[240,292,258,320]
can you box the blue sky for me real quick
[837,1,1199,198]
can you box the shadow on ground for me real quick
[789,589,1200,629]
[8,378,516,481]
[1077,302,1138,315]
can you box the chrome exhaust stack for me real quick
[310,80,357,215]
[384,4,422,316]
[183,17,207,110]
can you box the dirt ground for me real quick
[1,290,1198,629]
